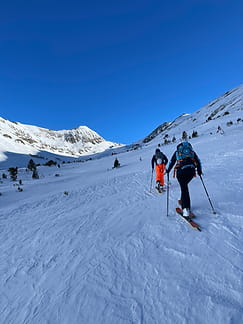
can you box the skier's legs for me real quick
[177,168,195,210]
[156,164,165,186]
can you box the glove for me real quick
[197,170,202,176]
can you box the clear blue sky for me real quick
[0,0,242,144]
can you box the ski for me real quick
[156,189,165,194]
[155,186,166,194]
[177,202,195,218]
[175,208,201,231]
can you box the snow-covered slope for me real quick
[0,118,122,159]
[0,85,243,323]
[143,84,243,144]
[0,122,243,323]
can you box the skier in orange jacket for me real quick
[151,148,168,192]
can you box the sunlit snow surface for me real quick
[0,86,243,323]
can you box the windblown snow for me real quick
[0,85,243,323]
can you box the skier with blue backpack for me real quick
[166,142,202,217]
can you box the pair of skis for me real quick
[175,207,201,232]
[165,174,202,231]
[157,182,202,231]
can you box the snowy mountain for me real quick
[0,118,122,160]
[1,85,242,168]
[143,84,243,144]
[0,85,243,324]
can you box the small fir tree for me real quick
[27,159,36,171]
[32,168,39,179]
[182,131,188,141]
[8,167,18,181]
[192,130,198,138]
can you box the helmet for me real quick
[155,148,160,153]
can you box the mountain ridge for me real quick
[0,84,242,166]
[0,117,123,159]
[142,84,243,144]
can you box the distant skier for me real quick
[113,158,120,168]
[166,142,202,216]
[151,148,168,192]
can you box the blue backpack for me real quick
[176,142,194,161]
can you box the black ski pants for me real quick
[176,167,195,210]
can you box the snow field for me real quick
[0,128,243,323]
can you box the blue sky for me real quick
[0,0,242,144]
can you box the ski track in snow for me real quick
[1,131,243,323]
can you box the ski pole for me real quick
[150,168,154,192]
[199,175,216,214]
[166,172,169,216]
